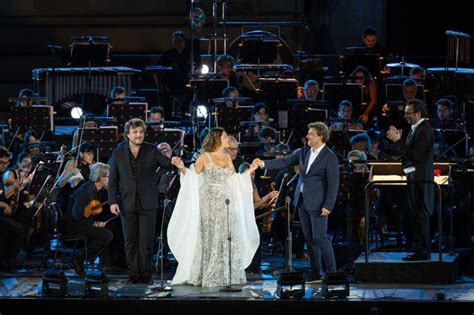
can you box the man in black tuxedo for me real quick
[387,99,434,261]
[108,118,177,284]
[253,122,339,281]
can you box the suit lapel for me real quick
[307,146,326,174]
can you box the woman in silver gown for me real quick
[169,127,260,287]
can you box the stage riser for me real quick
[354,260,459,283]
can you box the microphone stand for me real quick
[220,199,241,292]
[285,196,294,272]
[152,198,173,293]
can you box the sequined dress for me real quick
[188,161,246,287]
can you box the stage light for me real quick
[70,106,83,119]
[85,270,109,298]
[321,271,350,299]
[42,268,68,297]
[276,271,305,299]
[196,105,208,119]
[200,64,210,74]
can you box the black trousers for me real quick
[62,223,114,263]
[407,174,431,256]
[121,196,157,278]
[0,216,25,261]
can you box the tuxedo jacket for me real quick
[393,119,435,214]
[264,145,339,213]
[108,141,173,212]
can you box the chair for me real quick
[42,202,88,275]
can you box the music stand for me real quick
[68,40,111,67]
[106,102,148,136]
[328,129,366,159]
[258,78,298,111]
[322,83,364,112]
[213,106,253,133]
[145,128,184,148]
[341,53,382,78]
[10,105,54,133]
[74,126,118,162]
[437,129,469,159]
[190,79,229,102]
[238,35,280,64]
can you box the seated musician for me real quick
[239,162,278,273]
[0,146,26,270]
[71,114,99,148]
[2,152,34,254]
[109,86,127,105]
[349,66,377,123]
[148,106,164,131]
[361,26,385,55]
[216,54,239,88]
[243,103,272,141]
[23,129,42,156]
[433,98,463,129]
[15,88,35,108]
[410,66,440,106]
[303,79,320,102]
[329,100,364,131]
[222,86,240,109]
[226,136,244,171]
[349,132,376,160]
[56,142,96,213]
[60,162,113,276]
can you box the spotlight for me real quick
[70,106,83,119]
[196,105,208,119]
[276,271,305,299]
[321,271,350,299]
[200,64,210,74]
[85,270,109,298]
[42,268,68,297]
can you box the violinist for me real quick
[56,142,95,212]
[238,162,278,274]
[61,162,113,277]
[2,152,35,254]
[0,146,26,270]
[23,129,42,157]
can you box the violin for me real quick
[83,199,108,218]
[262,183,278,235]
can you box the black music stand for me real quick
[190,79,229,102]
[341,53,382,78]
[437,129,469,159]
[10,106,54,133]
[327,129,366,159]
[75,126,118,162]
[259,78,298,112]
[106,102,148,136]
[322,83,364,113]
[68,40,110,67]
[238,36,279,64]
[145,129,183,148]
[213,106,253,134]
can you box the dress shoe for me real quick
[402,253,431,261]
[71,258,85,277]
[127,275,140,284]
[140,275,154,285]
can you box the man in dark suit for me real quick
[387,99,434,261]
[108,118,177,284]
[253,122,339,281]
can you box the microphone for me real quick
[225,199,230,206]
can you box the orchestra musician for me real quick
[0,146,26,270]
[2,152,35,254]
[60,162,113,277]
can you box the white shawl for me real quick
[167,165,260,285]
